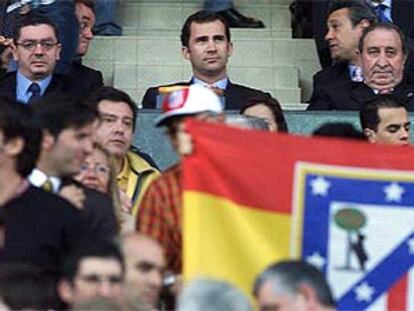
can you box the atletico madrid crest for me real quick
[293,162,414,311]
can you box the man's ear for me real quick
[57,280,75,304]
[182,46,190,60]
[359,19,371,30]
[41,130,55,151]
[297,283,320,310]
[364,128,376,143]
[4,137,24,157]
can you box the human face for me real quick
[256,282,305,311]
[124,237,165,307]
[74,147,110,193]
[96,101,134,158]
[361,28,406,91]
[243,104,278,132]
[48,124,94,177]
[367,107,410,145]
[66,257,124,305]
[12,24,61,80]
[182,20,233,82]
[325,8,367,63]
[75,2,95,56]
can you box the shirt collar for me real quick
[16,71,53,103]
[368,0,392,8]
[192,77,229,90]
[28,168,61,193]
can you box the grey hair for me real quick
[226,115,269,131]
[177,278,253,311]
[253,260,336,308]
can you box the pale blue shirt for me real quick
[192,77,229,90]
[16,71,52,104]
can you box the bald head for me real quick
[121,234,165,308]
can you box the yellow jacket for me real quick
[117,150,160,216]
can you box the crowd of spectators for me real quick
[0,0,412,310]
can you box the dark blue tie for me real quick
[28,83,41,103]
[375,4,391,23]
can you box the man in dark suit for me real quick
[308,23,414,110]
[29,95,117,239]
[308,0,377,108]
[65,0,103,98]
[141,10,271,110]
[0,14,66,103]
[0,95,87,274]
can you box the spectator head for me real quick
[58,239,125,307]
[241,96,288,132]
[155,84,224,153]
[121,233,165,308]
[0,264,57,310]
[74,0,96,57]
[89,87,137,158]
[12,14,61,81]
[325,0,376,63]
[181,10,232,83]
[360,94,410,145]
[177,278,252,311]
[359,23,407,91]
[0,95,41,177]
[253,260,335,311]
[74,143,114,194]
[313,122,366,140]
[31,95,98,177]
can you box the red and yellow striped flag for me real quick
[182,119,414,301]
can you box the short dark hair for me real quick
[253,260,335,308]
[0,263,57,309]
[360,94,408,131]
[60,239,125,282]
[240,96,289,133]
[31,95,98,139]
[181,10,231,47]
[327,0,377,27]
[88,86,138,131]
[359,22,407,55]
[13,13,60,43]
[74,0,96,13]
[313,122,366,140]
[0,95,41,177]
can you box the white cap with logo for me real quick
[155,84,223,127]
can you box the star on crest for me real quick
[306,252,326,270]
[383,182,405,203]
[354,282,375,302]
[407,238,414,254]
[310,176,331,196]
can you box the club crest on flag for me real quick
[292,162,414,311]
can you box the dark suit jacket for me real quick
[65,60,104,98]
[60,178,118,239]
[141,80,271,110]
[308,79,414,110]
[311,63,350,91]
[0,72,67,101]
[0,186,86,275]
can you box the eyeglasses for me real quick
[78,274,123,285]
[79,163,110,176]
[16,40,58,52]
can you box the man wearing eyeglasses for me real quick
[58,239,125,308]
[0,13,66,104]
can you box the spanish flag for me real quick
[182,120,414,309]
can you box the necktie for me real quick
[28,83,41,103]
[375,4,391,23]
[41,179,53,192]
[351,67,364,82]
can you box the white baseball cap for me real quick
[155,84,223,127]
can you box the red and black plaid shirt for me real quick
[136,164,182,273]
